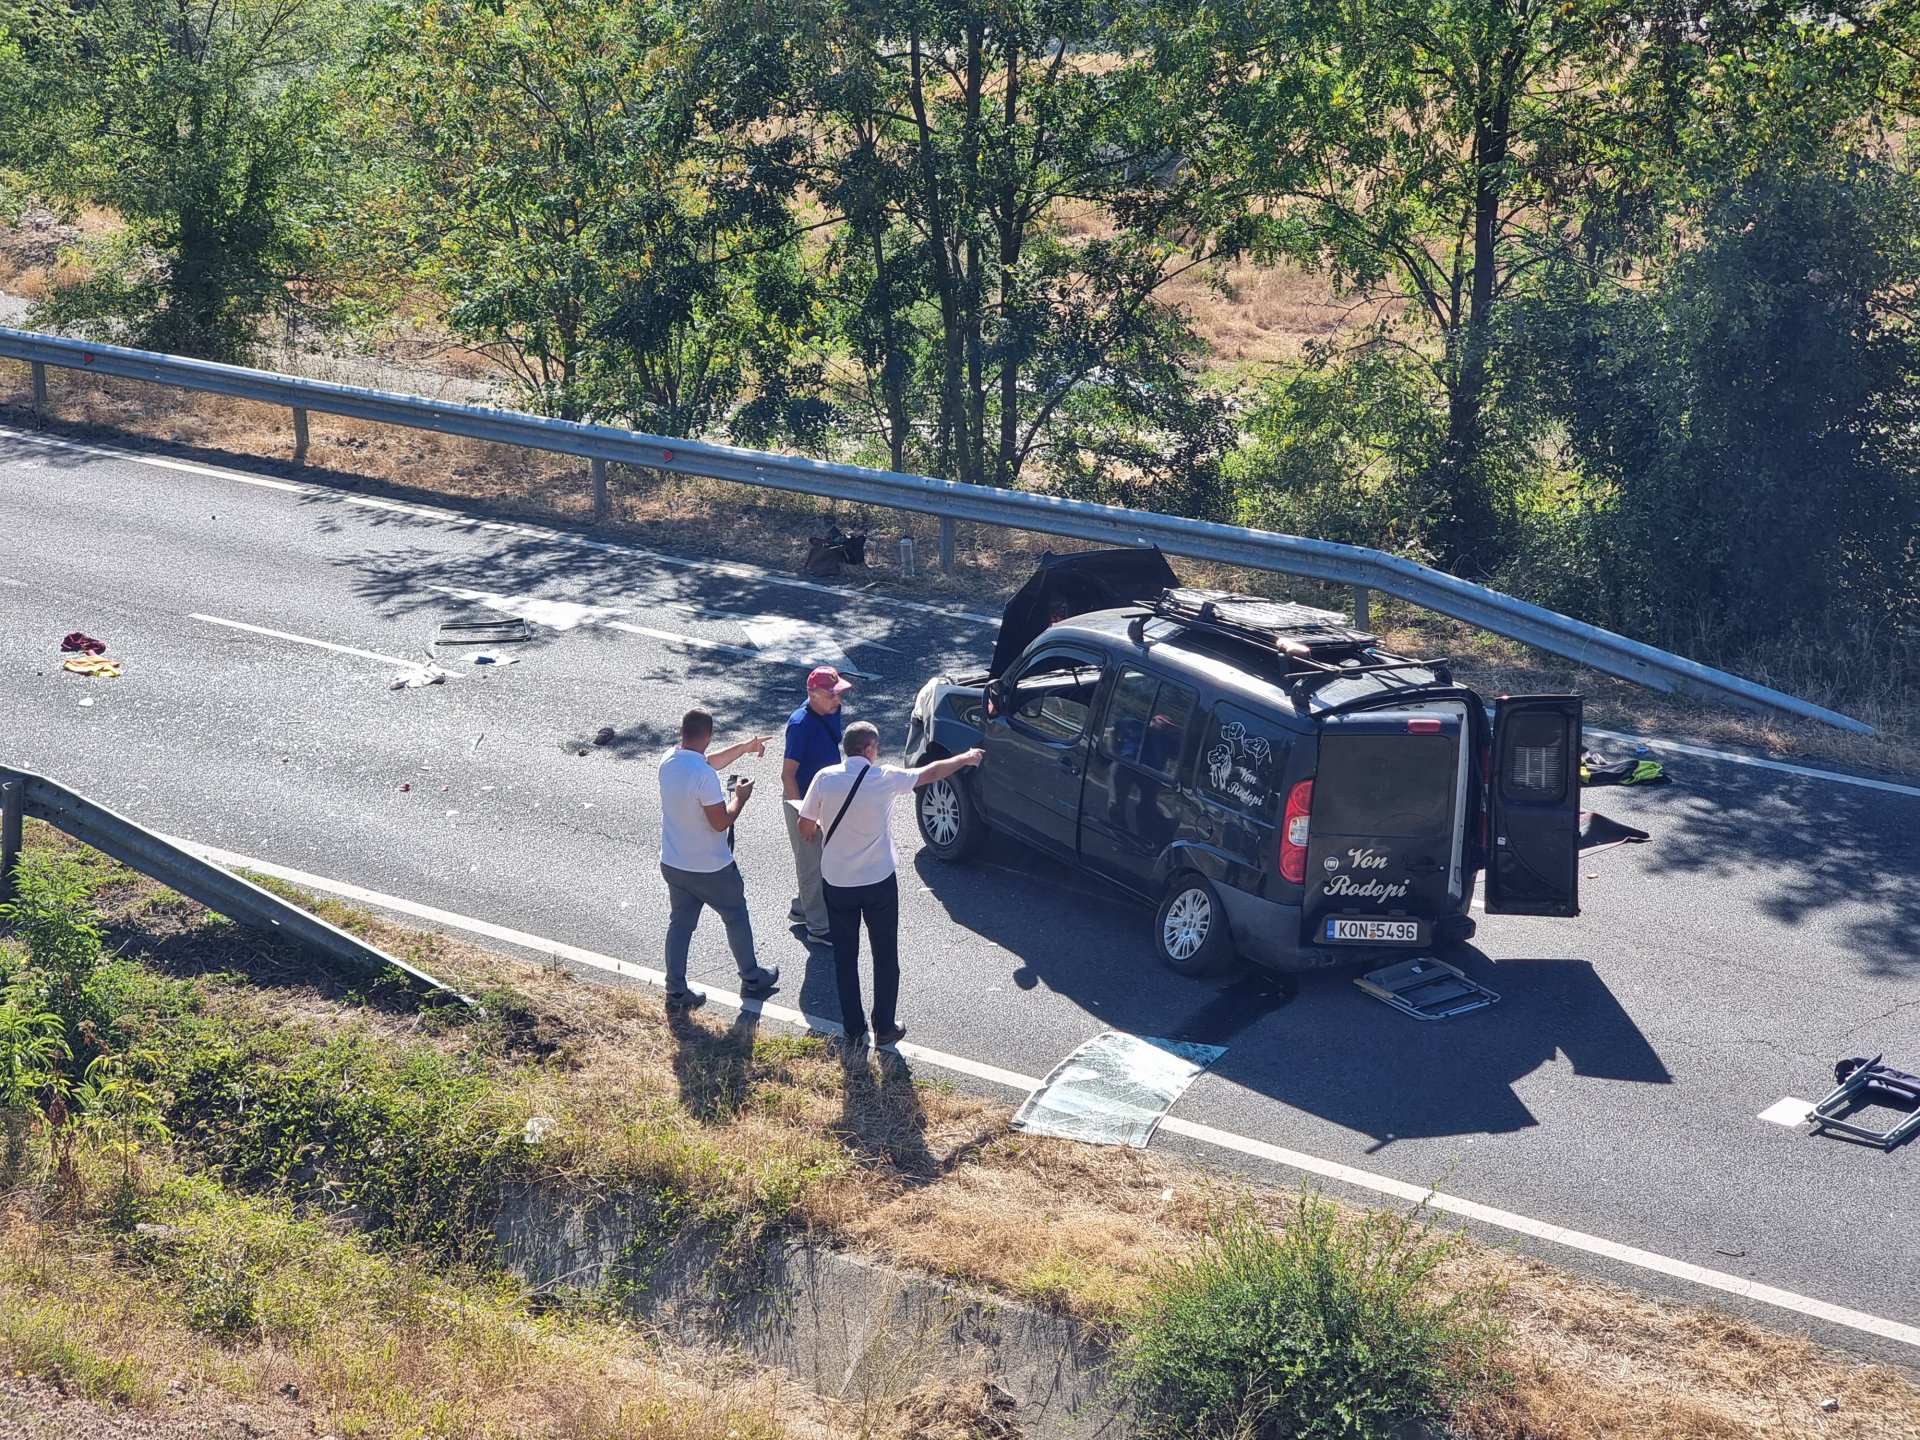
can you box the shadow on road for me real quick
[912,841,1671,1146]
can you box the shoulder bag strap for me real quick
[822,764,871,849]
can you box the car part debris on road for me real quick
[1356,956,1500,1019]
[1809,1055,1920,1150]
[434,617,532,646]
[389,665,452,690]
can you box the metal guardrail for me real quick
[0,767,474,1007]
[0,325,1873,733]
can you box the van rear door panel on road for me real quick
[1484,695,1583,917]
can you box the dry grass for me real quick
[1161,257,1400,367]
[31,829,1906,1440]
[0,1196,838,1440]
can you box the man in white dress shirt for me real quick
[798,721,983,1048]
[657,708,780,1011]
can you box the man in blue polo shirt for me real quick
[781,665,850,946]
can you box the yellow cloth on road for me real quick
[62,656,122,677]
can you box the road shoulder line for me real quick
[159,833,1920,1354]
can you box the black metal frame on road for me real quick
[0,324,1872,733]
[0,766,475,1008]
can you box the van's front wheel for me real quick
[1154,874,1237,977]
[916,773,983,861]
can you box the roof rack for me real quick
[1142,587,1452,700]
[1152,588,1377,656]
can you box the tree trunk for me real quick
[996,37,1022,488]
[1435,81,1513,574]
[909,25,976,486]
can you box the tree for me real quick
[1512,155,1920,654]
[735,0,1231,502]
[361,0,814,430]
[1154,0,1692,570]
[14,0,349,361]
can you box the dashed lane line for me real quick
[190,613,426,672]
[159,833,1920,1354]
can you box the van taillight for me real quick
[1279,779,1313,883]
[1407,716,1442,733]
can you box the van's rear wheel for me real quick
[1154,874,1237,977]
[917,773,983,861]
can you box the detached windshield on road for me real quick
[1314,734,1457,839]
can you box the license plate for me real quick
[1327,918,1422,943]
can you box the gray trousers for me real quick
[782,796,828,935]
[660,860,760,993]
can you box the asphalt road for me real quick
[5,426,1918,1350]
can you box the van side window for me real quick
[1201,704,1288,814]
[1007,647,1104,743]
[1100,668,1198,779]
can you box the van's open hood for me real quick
[990,547,1180,677]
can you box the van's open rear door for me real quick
[1484,696,1582,917]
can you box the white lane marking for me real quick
[0,425,999,625]
[151,834,1920,1353]
[0,426,306,491]
[1586,727,1920,801]
[738,614,869,676]
[1758,1097,1817,1127]
[426,583,625,632]
[604,620,767,664]
[190,613,425,671]
[666,600,902,653]
[429,582,877,676]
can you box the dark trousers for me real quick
[660,860,759,994]
[822,872,900,1038]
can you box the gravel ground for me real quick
[0,1374,323,1439]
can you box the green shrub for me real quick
[0,852,109,1067]
[1114,1196,1507,1440]
[156,1022,531,1260]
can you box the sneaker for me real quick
[740,966,781,997]
[838,1029,869,1053]
[806,930,833,947]
[788,902,806,922]
[665,989,707,1013]
[873,1023,907,1049]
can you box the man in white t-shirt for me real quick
[657,708,780,1010]
[798,720,983,1049]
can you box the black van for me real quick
[901,550,1583,976]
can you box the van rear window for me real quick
[1314,734,1456,839]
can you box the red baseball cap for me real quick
[807,665,853,693]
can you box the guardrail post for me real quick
[0,777,22,907]
[591,458,609,524]
[291,406,309,463]
[1352,585,1371,631]
[938,515,956,574]
[30,361,47,420]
